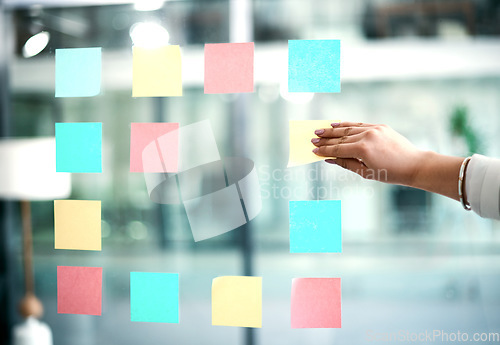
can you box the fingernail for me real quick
[314,129,324,135]
[312,148,319,153]
[311,138,320,144]
[331,122,340,127]
[325,159,337,164]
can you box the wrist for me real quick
[404,149,431,188]
[409,150,464,200]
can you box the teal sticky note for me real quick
[55,48,101,97]
[130,272,179,323]
[288,40,340,93]
[289,200,341,253]
[56,122,102,173]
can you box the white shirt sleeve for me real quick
[465,154,500,220]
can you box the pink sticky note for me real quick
[130,123,179,173]
[204,42,254,94]
[57,266,102,315]
[291,278,341,328]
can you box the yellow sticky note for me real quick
[133,45,182,97]
[212,276,262,328]
[54,200,101,251]
[288,120,340,167]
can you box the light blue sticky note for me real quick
[288,40,340,93]
[130,272,179,323]
[55,48,101,97]
[289,200,341,253]
[56,122,102,173]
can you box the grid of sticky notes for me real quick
[285,39,343,329]
[54,201,103,315]
[54,40,340,97]
[55,269,341,328]
[52,40,343,326]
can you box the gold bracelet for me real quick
[458,156,472,210]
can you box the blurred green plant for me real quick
[450,105,483,156]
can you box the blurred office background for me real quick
[1,0,500,344]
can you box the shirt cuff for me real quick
[465,154,500,220]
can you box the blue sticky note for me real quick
[289,200,341,253]
[56,122,102,173]
[55,48,101,97]
[288,40,340,93]
[130,272,179,323]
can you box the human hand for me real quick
[311,121,425,186]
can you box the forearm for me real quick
[409,151,463,201]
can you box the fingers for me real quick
[311,121,376,160]
[312,142,362,158]
[311,132,364,147]
[314,121,376,138]
[334,121,374,128]
[314,126,366,139]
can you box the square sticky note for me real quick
[54,200,101,251]
[130,272,179,323]
[288,120,339,167]
[289,200,341,253]
[133,45,182,97]
[288,40,340,93]
[130,123,179,172]
[291,278,341,328]
[57,266,102,315]
[212,276,262,328]
[55,47,101,97]
[204,42,254,94]
[55,122,102,173]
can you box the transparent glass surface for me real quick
[3,0,500,344]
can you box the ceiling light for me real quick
[22,31,50,58]
[130,22,169,48]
